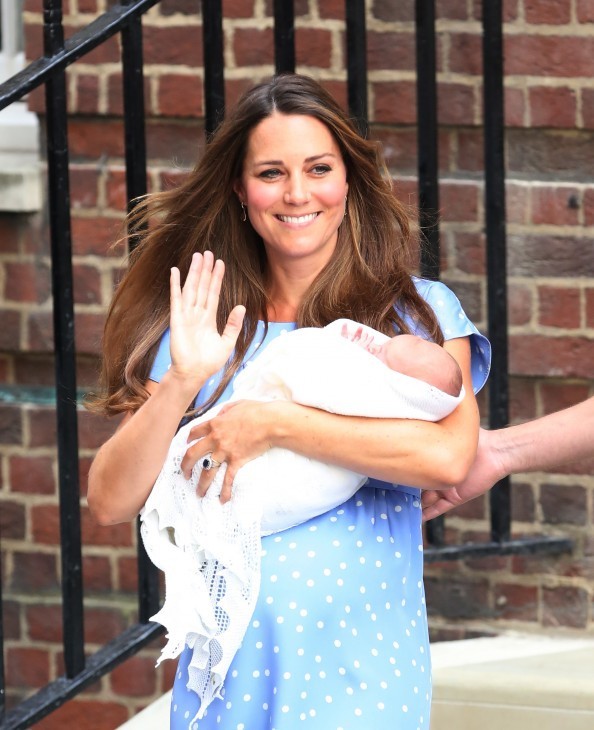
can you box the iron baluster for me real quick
[274,0,295,74]
[483,0,511,542]
[43,0,85,678]
[202,0,225,137]
[345,0,368,137]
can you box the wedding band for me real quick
[202,454,222,471]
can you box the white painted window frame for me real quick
[0,0,42,212]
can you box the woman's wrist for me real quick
[262,400,297,449]
[159,366,205,404]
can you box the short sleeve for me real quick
[412,278,491,395]
[149,328,172,383]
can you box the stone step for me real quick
[430,632,594,730]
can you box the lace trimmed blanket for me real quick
[139,319,464,718]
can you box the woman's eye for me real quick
[259,168,282,180]
[311,164,331,175]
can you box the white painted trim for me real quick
[0,0,42,212]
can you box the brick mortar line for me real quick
[0,492,60,507]
[429,616,594,636]
[60,64,594,90]
[508,325,594,336]
[0,252,124,266]
[505,275,594,286]
[21,13,594,35]
[507,224,594,236]
[0,300,108,313]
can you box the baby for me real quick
[140,319,466,713]
[341,322,462,398]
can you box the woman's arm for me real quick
[87,252,245,525]
[422,395,594,521]
[185,336,480,502]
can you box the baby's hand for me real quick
[340,323,377,354]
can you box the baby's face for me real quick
[381,334,462,396]
[383,334,436,370]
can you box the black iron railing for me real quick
[0,1,572,727]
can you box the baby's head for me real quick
[377,334,463,397]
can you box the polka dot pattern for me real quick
[154,280,491,729]
[171,487,430,728]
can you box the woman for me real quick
[88,74,490,729]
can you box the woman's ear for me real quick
[233,179,245,203]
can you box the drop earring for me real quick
[240,202,247,222]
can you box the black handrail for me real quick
[0,0,161,113]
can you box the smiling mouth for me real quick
[276,213,320,224]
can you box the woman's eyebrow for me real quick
[253,153,338,167]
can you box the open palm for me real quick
[169,251,246,387]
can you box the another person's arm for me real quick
[422,396,594,521]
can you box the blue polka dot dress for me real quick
[149,279,491,730]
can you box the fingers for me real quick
[194,458,237,503]
[175,251,217,310]
[421,500,449,522]
[196,454,225,498]
[219,464,238,504]
[195,251,216,309]
[204,258,225,312]
[222,305,247,345]
[352,326,364,342]
[420,490,454,522]
[180,251,203,309]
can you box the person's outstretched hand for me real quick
[421,428,506,521]
[169,250,246,388]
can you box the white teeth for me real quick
[278,213,318,224]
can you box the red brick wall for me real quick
[1,0,593,722]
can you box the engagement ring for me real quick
[202,454,222,471]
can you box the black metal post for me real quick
[121,2,148,220]
[483,0,510,542]
[43,0,85,677]
[0,556,5,723]
[274,0,295,74]
[415,0,440,283]
[415,0,443,546]
[202,0,225,137]
[345,0,368,136]
[120,1,160,622]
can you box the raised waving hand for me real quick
[169,251,246,388]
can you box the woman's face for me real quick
[235,112,349,273]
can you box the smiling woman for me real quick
[86,73,490,729]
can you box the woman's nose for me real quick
[283,176,311,205]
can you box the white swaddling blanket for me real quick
[140,319,464,717]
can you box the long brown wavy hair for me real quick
[89,73,443,417]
